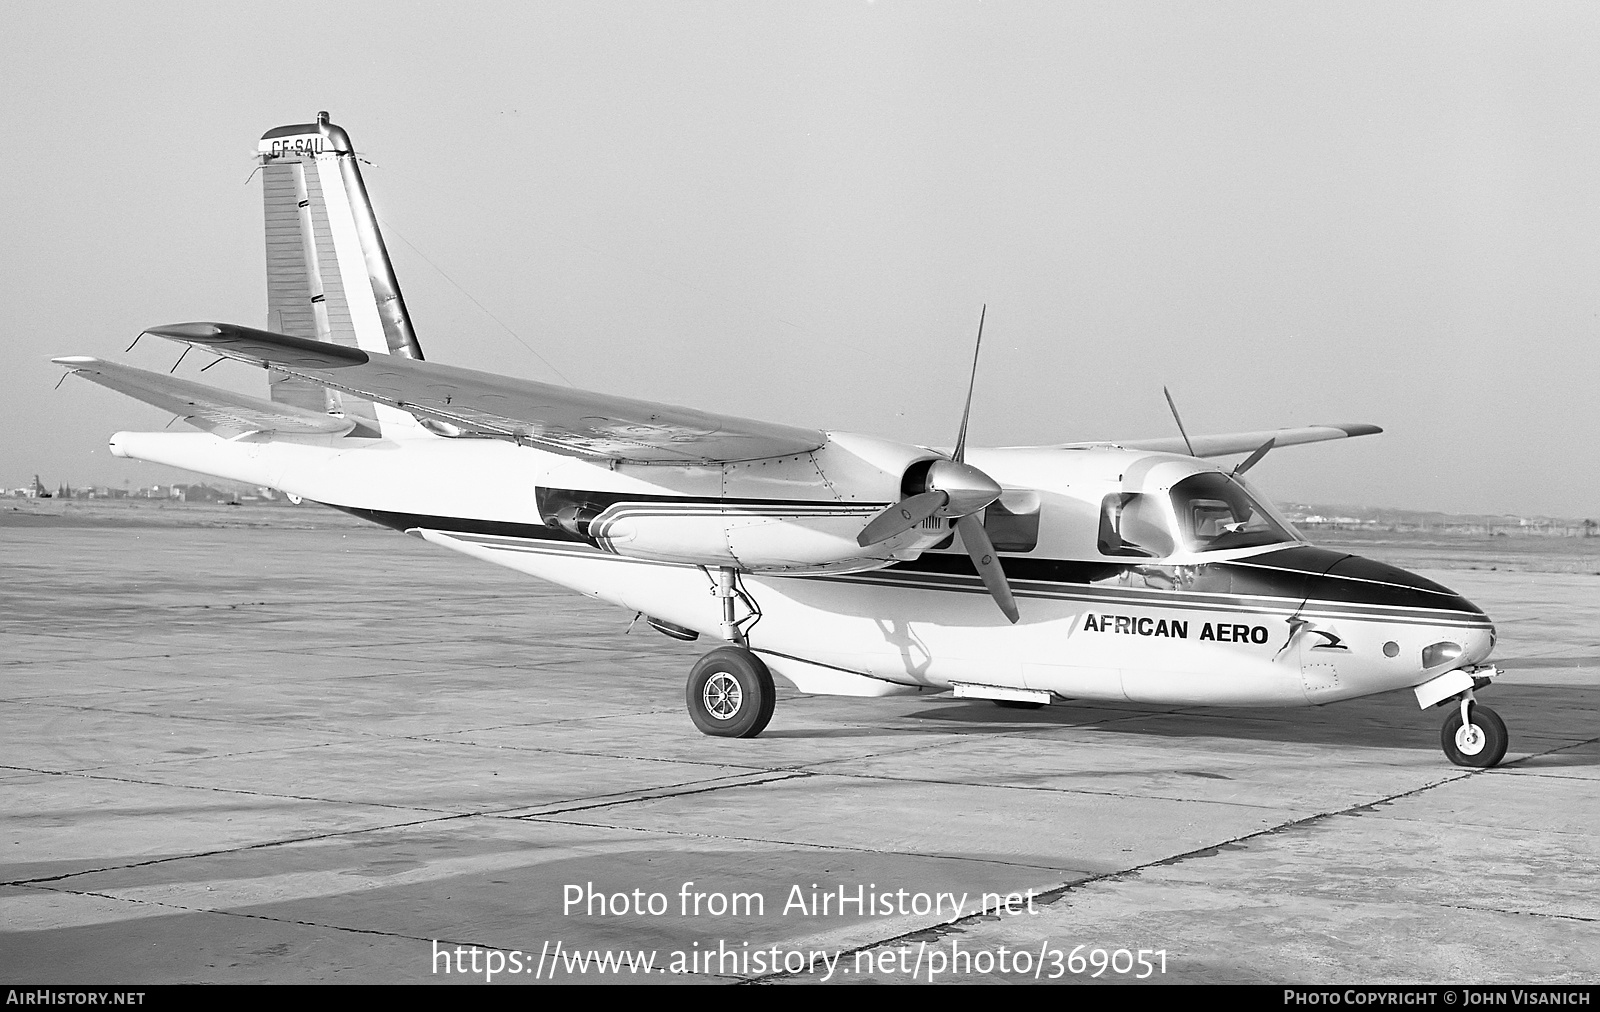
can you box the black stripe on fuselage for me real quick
[328,506,1482,619]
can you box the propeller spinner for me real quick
[856,306,1020,623]
[856,458,1003,545]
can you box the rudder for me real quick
[258,112,426,436]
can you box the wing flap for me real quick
[1069,423,1382,458]
[54,357,356,437]
[142,322,826,464]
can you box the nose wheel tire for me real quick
[1441,703,1508,768]
[686,646,775,738]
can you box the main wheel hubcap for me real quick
[1456,722,1486,756]
[703,672,743,720]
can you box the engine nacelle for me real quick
[537,431,949,574]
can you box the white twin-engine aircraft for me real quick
[58,114,1507,767]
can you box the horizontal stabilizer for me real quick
[53,357,355,437]
[139,322,827,464]
[1069,423,1382,459]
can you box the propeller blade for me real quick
[1162,385,1196,457]
[955,513,1019,623]
[857,490,948,547]
[953,304,986,464]
[1233,437,1275,476]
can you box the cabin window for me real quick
[928,492,1041,554]
[1168,472,1297,551]
[1098,493,1174,558]
[982,494,1040,553]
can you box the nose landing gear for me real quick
[1441,700,1508,769]
[1414,666,1508,768]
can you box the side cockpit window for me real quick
[1098,493,1175,558]
[1168,472,1297,551]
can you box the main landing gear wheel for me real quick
[1441,703,1508,769]
[686,646,775,739]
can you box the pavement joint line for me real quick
[41,742,368,775]
[5,699,697,743]
[50,728,675,773]
[401,738,793,773]
[400,711,688,736]
[1486,769,1600,783]
[4,763,865,876]
[412,722,950,749]
[437,713,691,733]
[784,767,1345,811]
[3,594,484,617]
[1498,734,1600,769]
[26,876,749,983]
[17,881,509,951]
[794,710,1203,760]
[0,763,470,822]
[508,770,816,817]
[523,813,1081,873]
[1,812,480,889]
[3,633,526,651]
[10,705,797,757]
[2,653,189,668]
[785,732,1136,771]
[770,741,1011,772]
[306,661,571,676]
[411,723,1118,774]
[737,770,1487,984]
[4,759,743,826]
[779,706,1326,775]
[3,698,412,728]
[745,731,1599,983]
[1431,900,1597,924]
[0,694,179,708]
[13,740,360,775]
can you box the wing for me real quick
[140,322,826,465]
[53,357,355,437]
[1067,423,1382,458]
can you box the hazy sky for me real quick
[3,2,1596,516]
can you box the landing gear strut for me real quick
[686,567,772,737]
[714,566,744,646]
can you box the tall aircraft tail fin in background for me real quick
[258,112,425,436]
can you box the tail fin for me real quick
[258,112,425,436]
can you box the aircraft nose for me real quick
[1323,554,1485,617]
[1323,554,1495,669]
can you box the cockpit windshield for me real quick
[1169,472,1300,552]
